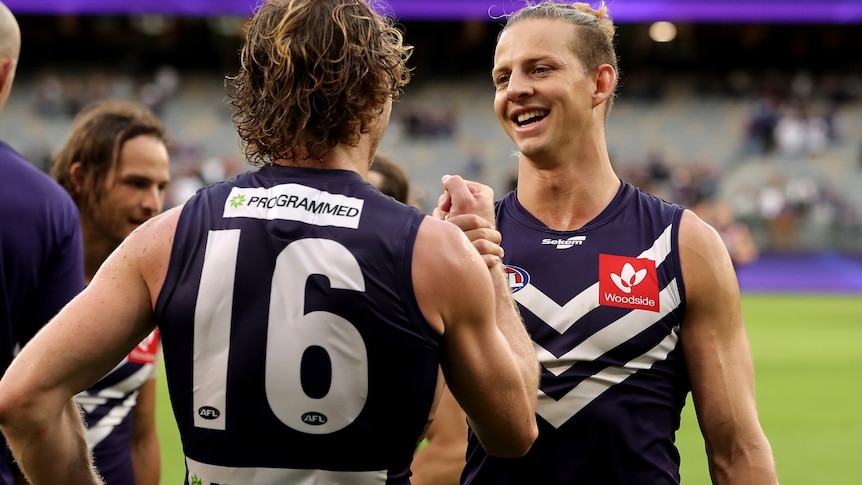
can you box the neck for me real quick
[80,221,120,285]
[271,142,375,180]
[515,153,620,231]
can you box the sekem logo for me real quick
[541,235,586,249]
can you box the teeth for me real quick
[516,110,548,124]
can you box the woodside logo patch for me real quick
[128,329,160,364]
[598,254,660,312]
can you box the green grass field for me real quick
[156,294,862,484]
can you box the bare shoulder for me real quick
[123,206,182,259]
[113,205,184,301]
[678,208,740,314]
[414,216,481,274]
[412,216,492,333]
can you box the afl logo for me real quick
[302,412,328,426]
[198,406,220,420]
[503,265,530,293]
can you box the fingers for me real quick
[443,214,496,239]
[463,227,501,246]
[441,175,474,214]
[440,175,495,223]
[436,189,452,219]
[473,239,505,268]
[444,213,504,268]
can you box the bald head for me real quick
[0,1,20,113]
[0,1,21,60]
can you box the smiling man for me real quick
[50,98,170,485]
[420,1,780,484]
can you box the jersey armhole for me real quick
[398,212,442,344]
[670,206,687,314]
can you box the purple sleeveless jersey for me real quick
[462,182,688,485]
[77,330,160,484]
[0,140,85,484]
[154,166,440,485]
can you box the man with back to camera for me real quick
[0,2,85,483]
[416,1,779,484]
[0,1,540,484]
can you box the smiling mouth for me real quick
[514,110,549,126]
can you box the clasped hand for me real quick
[434,175,503,268]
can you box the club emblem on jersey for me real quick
[599,254,660,312]
[503,265,530,293]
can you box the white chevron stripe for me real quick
[514,283,599,334]
[639,223,673,264]
[537,326,680,428]
[76,362,154,412]
[516,222,681,428]
[538,279,680,376]
[514,223,674,337]
[85,392,140,449]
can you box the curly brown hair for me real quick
[51,98,166,212]
[228,0,412,166]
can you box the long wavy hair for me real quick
[228,0,412,166]
[51,99,166,211]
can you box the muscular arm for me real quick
[0,208,179,485]
[413,217,538,458]
[131,377,160,485]
[678,209,779,484]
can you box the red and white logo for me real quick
[599,254,660,312]
[128,329,160,364]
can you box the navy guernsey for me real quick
[154,165,440,485]
[462,182,689,485]
[0,140,85,483]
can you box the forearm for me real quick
[131,377,161,485]
[709,437,778,485]
[489,264,540,393]
[411,388,467,485]
[5,400,104,485]
[411,441,465,485]
[132,434,161,485]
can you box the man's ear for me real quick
[69,161,85,195]
[592,64,617,107]
[0,57,13,90]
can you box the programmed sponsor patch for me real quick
[223,184,364,229]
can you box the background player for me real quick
[51,98,171,485]
[0,2,85,482]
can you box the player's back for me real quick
[0,140,84,483]
[0,141,84,368]
[154,165,439,485]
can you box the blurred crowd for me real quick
[5,63,862,258]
